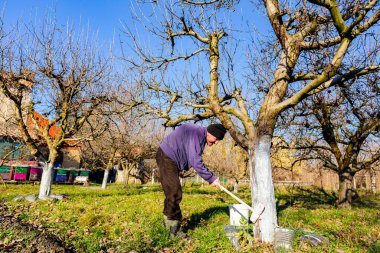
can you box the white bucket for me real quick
[229,204,249,226]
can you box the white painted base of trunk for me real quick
[39,163,54,199]
[252,135,278,242]
[102,170,110,189]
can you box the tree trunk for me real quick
[102,169,110,189]
[252,135,277,242]
[151,169,155,184]
[115,161,131,185]
[39,162,54,199]
[233,180,238,193]
[125,170,130,184]
[370,168,377,194]
[337,172,354,208]
[115,169,125,184]
[126,163,132,184]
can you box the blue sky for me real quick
[1,0,134,47]
[1,0,270,50]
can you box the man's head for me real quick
[206,124,227,146]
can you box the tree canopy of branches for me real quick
[0,16,114,198]
[81,108,160,187]
[281,71,380,208]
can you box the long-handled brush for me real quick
[220,185,265,224]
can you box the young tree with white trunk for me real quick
[0,17,113,199]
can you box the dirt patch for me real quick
[0,202,76,253]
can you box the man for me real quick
[156,123,226,237]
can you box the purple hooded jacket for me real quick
[159,124,217,184]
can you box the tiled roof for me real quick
[27,111,61,139]
[1,112,81,150]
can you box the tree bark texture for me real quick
[337,172,354,208]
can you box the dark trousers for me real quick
[156,147,182,220]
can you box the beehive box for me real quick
[80,170,90,176]
[29,167,43,181]
[55,174,67,182]
[57,169,67,175]
[13,167,29,181]
[0,166,11,180]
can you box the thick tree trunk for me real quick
[115,169,125,184]
[102,170,110,189]
[126,165,132,184]
[115,161,131,185]
[39,162,54,199]
[252,135,277,242]
[337,172,354,208]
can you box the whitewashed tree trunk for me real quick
[39,162,54,199]
[102,170,110,189]
[233,181,238,193]
[151,169,155,184]
[252,135,277,242]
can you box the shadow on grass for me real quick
[183,206,229,232]
[277,186,379,212]
[45,184,165,200]
[276,186,337,212]
[352,196,380,209]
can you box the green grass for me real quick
[0,183,379,252]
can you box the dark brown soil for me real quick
[0,202,76,253]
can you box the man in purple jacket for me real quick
[156,123,226,237]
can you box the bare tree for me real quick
[80,113,117,189]
[116,124,160,185]
[122,0,380,241]
[0,16,115,198]
[283,72,380,207]
[81,114,152,187]
[203,135,249,181]
[81,95,160,187]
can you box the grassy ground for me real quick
[0,183,379,252]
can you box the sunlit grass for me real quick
[0,183,379,252]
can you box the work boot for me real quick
[163,215,190,239]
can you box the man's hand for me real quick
[211,178,221,189]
